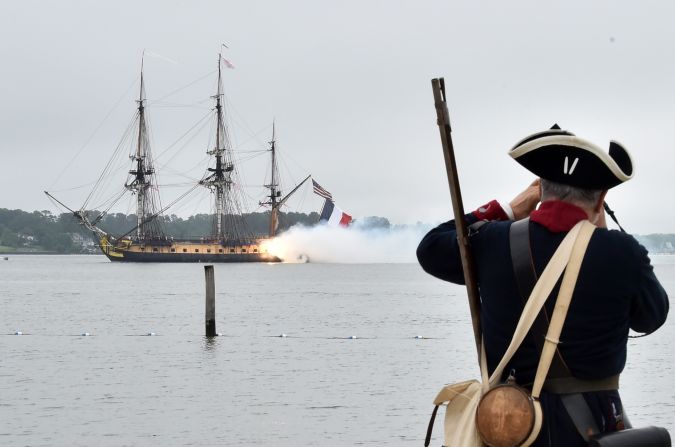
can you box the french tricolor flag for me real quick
[319,198,352,227]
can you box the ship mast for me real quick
[200,54,233,241]
[260,124,311,237]
[262,123,281,237]
[125,57,156,240]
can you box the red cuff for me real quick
[471,199,509,221]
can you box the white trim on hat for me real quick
[509,135,633,182]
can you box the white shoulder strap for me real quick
[486,220,592,389]
[531,221,595,398]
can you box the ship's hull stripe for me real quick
[103,251,281,263]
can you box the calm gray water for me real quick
[0,255,673,446]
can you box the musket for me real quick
[431,78,482,359]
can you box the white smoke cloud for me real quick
[266,220,434,263]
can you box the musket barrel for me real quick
[431,78,482,359]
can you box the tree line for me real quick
[2,207,673,255]
[0,208,320,253]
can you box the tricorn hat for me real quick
[509,124,633,189]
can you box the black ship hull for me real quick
[103,251,281,263]
[98,235,281,263]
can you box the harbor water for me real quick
[1,255,673,446]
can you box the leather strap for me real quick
[511,220,621,384]
[509,218,538,300]
[518,221,625,442]
[424,405,440,447]
[509,218,569,380]
[560,393,600,441]
[543,374,620,394]
[489,221,588,387]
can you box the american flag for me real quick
[312,179,333,200]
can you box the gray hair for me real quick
[540,179,604,207]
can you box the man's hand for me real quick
[509,179,541,220]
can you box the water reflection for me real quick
[202,334,220,352]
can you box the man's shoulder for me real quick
[468,219,513,254]
[588,227,651,267]
[592,228,643,251]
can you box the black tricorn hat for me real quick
[509,124,633,189]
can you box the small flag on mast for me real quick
[312,179,333,200]
[220,44,235,69]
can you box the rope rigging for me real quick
[49,75,139,191]
[47,53,315,248]
[80,112,139,211]
[116,183,202,241]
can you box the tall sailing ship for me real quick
[47,54,309,263]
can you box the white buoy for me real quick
[81,332,90,337]
[14,331,22,335]
[349,335,357,339]
[415,335,424,339]
[279,333,287,338]
[147,332,156,336]
[216,332,223,337]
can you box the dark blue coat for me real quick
[417,208,669,445]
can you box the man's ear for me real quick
[596,190,609,212]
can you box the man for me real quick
[417,125,669,445]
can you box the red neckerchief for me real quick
[530,200,589,233]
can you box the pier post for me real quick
[204,265,216,337]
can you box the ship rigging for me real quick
[46,53,310,262]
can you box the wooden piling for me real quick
[204,265,216,337]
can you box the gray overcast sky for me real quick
[1,0,674,234]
